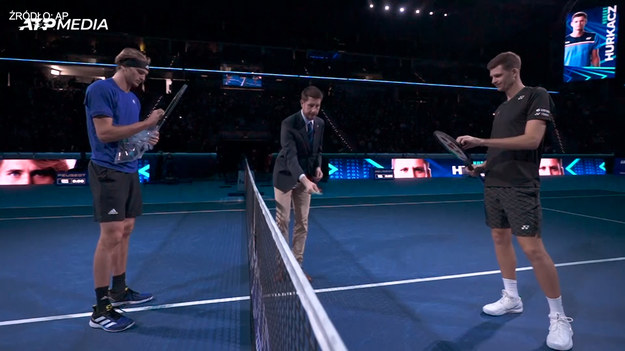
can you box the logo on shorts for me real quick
[521,225,530,230]
[107,208,119,215]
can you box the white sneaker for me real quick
[482,289,523,316]
[546,313,574,350]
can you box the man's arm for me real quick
[93,109,163,143]
[591,49,600,67]
[457,119,547,150]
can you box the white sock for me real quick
[503,278,519,298]
[547,296,565,315]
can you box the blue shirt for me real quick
[564,32,598,66]
[84,78,141,173]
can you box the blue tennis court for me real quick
[1,175,624,350]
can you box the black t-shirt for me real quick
[485,86,553,187]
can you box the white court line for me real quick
[2,193,622,221]
[309,193,625,210]
[0,296,249,327]
[543,207,625,225]
[1,256,623,327]
[0,208,244,221]
[315,256,625,294]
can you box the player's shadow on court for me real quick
[423,314,521,351]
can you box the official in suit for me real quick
[273,85,325,280]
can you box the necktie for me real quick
[307,121,314,146]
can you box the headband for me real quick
[119,58,149,71]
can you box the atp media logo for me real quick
[9,10,109,31]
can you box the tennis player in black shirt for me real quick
[457,52,573,351]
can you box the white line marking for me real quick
[1,257,623,327]
[0,208,244,221]
[1,192,621,221]
[0,296,249,326]
[543,208,625,224]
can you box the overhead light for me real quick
[50,69,61,76]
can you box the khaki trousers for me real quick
[274,182,311,265]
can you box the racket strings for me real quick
[320,109,355,152]
[145,54,181,121]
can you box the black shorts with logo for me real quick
[484,186,542,237]
[88,161,142,223]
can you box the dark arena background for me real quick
[1,1,624,350]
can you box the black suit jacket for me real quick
[273,111,325,192]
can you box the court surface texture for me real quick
[1,174,623,350]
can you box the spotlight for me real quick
[429,11,434,15]
[415,9,420,14]
[399,7,405,13]
[385,5,390,11]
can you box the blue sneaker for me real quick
[109,287,154,307]
[89,305,135,332]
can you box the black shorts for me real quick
[484,186,542,237]
[88,161,142,222]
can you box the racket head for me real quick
[433,130,473,167]
[157,84,188,129]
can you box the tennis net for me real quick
[244,161,347,351]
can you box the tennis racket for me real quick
[115,84,188,163]
[156,83,188,130]
[433,130,484,181]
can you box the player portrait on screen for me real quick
[392,158,432,178]
[0,159,74,185]
[564,11,600,67]
[539,158,565,176]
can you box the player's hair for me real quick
[301,85,324,101]
[572,11,587,19]
[32,159,70,172]
[487,51,522,71]
[114,48,150,70]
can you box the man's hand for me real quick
[302,176,321,194]
[465,164,485,177]
[145,109,165,129]
[456,135,484,149]
[312,167,323,182]
[148,130,160,146]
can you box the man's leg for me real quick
[109,218,135,296]
[483,227,524,316]
[516,236,560,298]
[111,218,135,277]
[108,217,153,306]
[94,221,126,298]
[491,228,517,279]
[291,184,311,265]
[516,235,573,350]
[274,187,293,243]
[90,221,135,332]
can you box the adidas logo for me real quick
[108,209,119,215]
